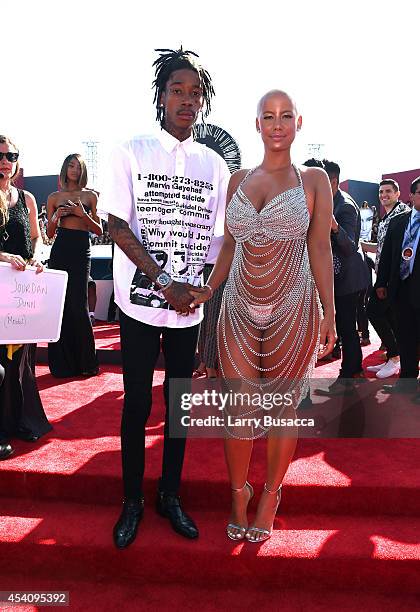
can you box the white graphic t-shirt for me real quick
[98,130,230,327]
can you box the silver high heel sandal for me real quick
[226,481,254,540]
[245,483,282,543]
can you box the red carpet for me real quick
[37,321,122,353]
[0,331,419,610]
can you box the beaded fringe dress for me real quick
[217,165,321,438]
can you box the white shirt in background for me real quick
[360,207,374,241]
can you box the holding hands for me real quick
[162,281,197,316]
[189,284,213,308]
[160,282,214,316]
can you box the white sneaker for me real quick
[376,360,400,378]
[367,363,386,373]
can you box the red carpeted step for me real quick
[1,365,419,515]
[0,498,419,595]
[2,435,420,515]
[3,331,418,607]
[0,438,420,516]
[0,574,418,612]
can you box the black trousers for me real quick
[335,292,363,377]
[366,289,399,359]
[394,281,420,379]
[119,310,199,499]
[357,256,373,340]
[357,288,370,339]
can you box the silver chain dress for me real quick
[217,165,321,438]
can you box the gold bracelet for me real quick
[203,284,214,296]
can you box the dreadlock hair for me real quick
[152,47,215,127]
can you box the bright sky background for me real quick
[4,0,419,188]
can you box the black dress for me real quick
[48,227,98,377]
[0,190,52,441]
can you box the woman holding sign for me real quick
[47,154,102,378]
[0,135,52,459]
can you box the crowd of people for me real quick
[0,46,419,551]
[90,223,112,245]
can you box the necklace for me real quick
[1,187,13,207]
[0,188,10,242]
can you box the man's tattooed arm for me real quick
[108,214,195,313]
[108,214,163,282]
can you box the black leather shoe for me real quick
[0,442,14,460]
[156,492,198,539]
[332,346,342,359]
[113,498,144,549]
[81,368,99,377]
[15,428,40,442]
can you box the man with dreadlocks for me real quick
[99,47,229,548]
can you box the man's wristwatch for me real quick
[155,271,173,291]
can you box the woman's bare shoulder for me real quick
[229,168,250,189]
[22,189,36,201]
[83,188,98,201]
[299,165,329,185]
[22,190,37,211]
[47,191,61,200]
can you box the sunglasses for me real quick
[0,152,19,162]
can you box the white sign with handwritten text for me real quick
[0,262,68,343]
